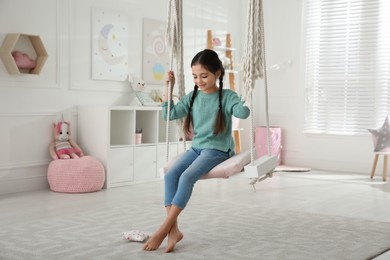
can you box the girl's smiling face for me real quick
[191,64,220,94]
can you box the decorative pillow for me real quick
[164,149,251,179]
[368,116,390,152]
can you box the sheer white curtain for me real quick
[304,0,390,134]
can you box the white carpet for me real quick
[0,198,389,260]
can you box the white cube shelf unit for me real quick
[78,105,190,188]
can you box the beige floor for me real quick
[0,170,390,259]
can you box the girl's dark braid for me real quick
[214,74,225,135]
[184,85,198,135]
[219,76,223,108]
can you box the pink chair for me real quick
[255,126,282,165]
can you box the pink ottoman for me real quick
[47,156,105,193]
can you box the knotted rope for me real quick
[165,0,185,161]
[241,0,264,106]
[241,0,272,165]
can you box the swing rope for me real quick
[242,0,264,104]
[249,92,255,165]
[259,0,272,158]
[241,0,272,165]
[166,0,185,161]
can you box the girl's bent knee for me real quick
[179,173,198,187]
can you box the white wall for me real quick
[0,0,244,194]
[0,0,377,195]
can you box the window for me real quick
[304,0,390,134]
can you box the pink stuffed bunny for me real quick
[49,121,84,160]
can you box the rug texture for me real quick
[0,199,389,260]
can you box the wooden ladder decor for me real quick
[207,30,242,153]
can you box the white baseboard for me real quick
[0,176,49,195]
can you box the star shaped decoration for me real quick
[368,116,390,152]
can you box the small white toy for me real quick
[122,230,150,242]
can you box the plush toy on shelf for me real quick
[49,119,84,160]
[12,51,37,70]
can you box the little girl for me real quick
[143,49,250,252]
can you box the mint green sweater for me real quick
[162,89,250,156]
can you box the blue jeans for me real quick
[164,147,230,209]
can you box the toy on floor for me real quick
[49,119,84,160]
[122,230,150,242]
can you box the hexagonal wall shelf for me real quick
[0,33,48,75]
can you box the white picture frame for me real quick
[142,18,169,85]
[91,7,128,81]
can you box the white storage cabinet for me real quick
[78,105,188,188]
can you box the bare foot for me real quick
[142,231,167,251]
[165,227,183,253]
[144,205,182,251]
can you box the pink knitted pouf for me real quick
[47,156,105,193]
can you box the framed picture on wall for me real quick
[91,7,129,81]
[142,18,170,85]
